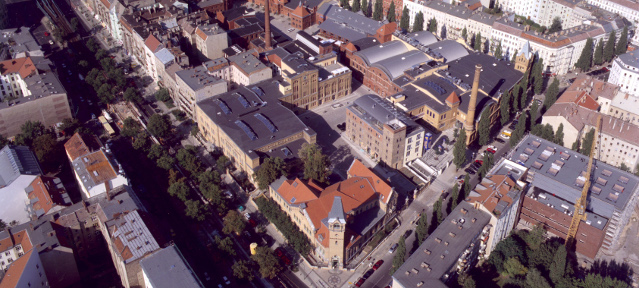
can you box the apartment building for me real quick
[509,135,639,259]
[269,159,396,269]
[227,50,272,86]
[64,133,128,199]
[585,0,639,26]
[608,51,639,96]
[194,23,229,60]
[467,159,528,255]
[346,95,425,169]
[175,65,228,116]
[194,80,317,182]
[0,249,49,288]
[391,202,491,288]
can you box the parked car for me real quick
[475,160,484,165]
[363,269,374,279]
[486,147,497,154]
[204,272,211,281]
[501,130,512,139]
[248,219,257,228]
[243,212,251,220]
[222,276,231,285]
[495,138,505,144]
[275,247,292,265]
[464,168,476,175]
[472,162,482,169]
[389,243,399,253]
[373,260,384,270]
[355,278,365,287]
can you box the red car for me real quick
[373,260,384,270]
[355,278,365,287]
[486,148,496,154]
[474,160,483,165]
[44,32,50,36]
[275,247,291,265]
[248,219,257,228]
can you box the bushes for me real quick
[254,197,311,256]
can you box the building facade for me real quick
[608,51,639,96]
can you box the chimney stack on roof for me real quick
[264,0,272,49]
[464,64,482,144]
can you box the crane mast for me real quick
[566,115,601,248]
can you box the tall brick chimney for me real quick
[464,64,482,143]
[264,0,272,49]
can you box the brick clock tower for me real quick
[327,196,346,269]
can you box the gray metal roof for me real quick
[228,50,269,75]
[140,245,204,288]
[195,79,312,157]
[425,40,469,63]
[318,20,367,42]
[392,202,490,288]
[318,4,384,36]
[155,48,175,65]
[175,65,226,92]
[616,51,639,70]
[349,94,424,136]
[371,50,429,80]
[509,135,639,217]
[327,196,346,224]
[446,52,523,98]
[354,40,408,66]
[0,145,41,187]
[410,31,438,46]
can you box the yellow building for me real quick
[195,80,316,181]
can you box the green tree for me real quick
[361,0,369,16]
[32,134,58,167]
[494,41,503,59]
[254,157,287,190]
[525,268,552,288]
[95,48,107,60]
[157,155,175,170]
[530,100,539,124]
[15,121,47,147]
[620,163,630,172]
[555,123,564,146]
[581,128,595,155]
[177,147,202,175]
[298,143,330,183]
[460,274,476,288]
[232,260,255,281]
[191,125,200,137]
[548,17,562,33]
[0,219,5,230]
[390,235,406,275]
[453,129,467,170]
[155,88,171,102]
[413,12,424,32]
[512,84,521,111]
[147,144,165,160]
[489,236,527,272]
[500,92,511,126]
[594,39,604,66]
[252,247,282,279]
[215,235,237,256]
[534,58,544,95]
[147,114,172,138]
[512,49,518,63]
[373,0,383,20]
[510,112,528,146]
[415,213,429,245]
[451,183,460,209]
[123,87,142,103]
[581,273,629,287]
[434,197,443,224]
[86,38,98,52]
[572,139,580,151]
[463,174,471,198]
[604,31,616,62]
[428,18,437,33]
[462,26,468,42]
[387,1,396,22]
[222,210,246,235]
[58,118,80,136]
[132,132,150,150]
[504,257,528,276]
[544,77,560,110]
[616,26,628,55]
[217,155,229,172]
[168,180,189,201]
[575,38,593,71]
[478,106,491,146]
[340,0,350,9]
[474,32,482,51]
[198,169,221,186]
[185,199,207,221]
[549,245,567,284]
[400,7,409,31]
[352,0,361,12]
[254,197,311,255]
[0,134,9,150]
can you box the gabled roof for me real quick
[0,57,36,78]
[292,5,311,17]
[347,159,392,203]
[0,230,32,253]
[0,249,34,288]
[556,90,600,111]
[276,178,320,205]
[144,34,162,53]
[64,133,99,161]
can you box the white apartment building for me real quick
[0,57,35,100]
[608,51,639,96]
[586,0,639,25]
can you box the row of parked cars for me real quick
[355,260,385,287]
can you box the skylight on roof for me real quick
[254,113,277,133]
[216,99,231,114]
[234,120,257,140]
[237,93,250,108]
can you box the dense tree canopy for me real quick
[254,157,287,190]
[252,247,282,279]
[147,114,172,138]
[298,143,330,183]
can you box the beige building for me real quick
[194,80,316,182]
[269,159,396,268]
[194,23,229,60]
[227,51,272,86]
[346,94,425,169]
[175,65,228,117]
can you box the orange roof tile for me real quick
[195,27,208,40]
[0,249,34,288]
[557,90,600,111]
[292,5,311,17]
[64,133,95,161]
[446,91,460,104]
[468,175,517,214]
[85,150,118,184]
[145,35,162,52]
[347,159,392,203]
[0,230,32,253]
[277,178,320,205]
[0,57,36,79]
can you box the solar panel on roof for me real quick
[237,94,250,108]
[216,99,231,114]
[234,120,257,140]
[254,113,277,133]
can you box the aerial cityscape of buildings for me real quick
[0,0,638,286]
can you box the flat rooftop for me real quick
[140,245,203,288]
[509,135,639,218]
[392,201,490,288]
[446,52,523,98]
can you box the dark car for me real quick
[248,219,257,228]
[355,278,365,287]
[363,269,374,279]
[464,168,476,175]
[373,260,384,270]
[403,229,412,239]
[475,160,484,165]
[495,138,505,144]
[275,247,292,265]
[472,162,482,169]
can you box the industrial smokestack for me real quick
[264,0,272,49]
[464,64,482,141]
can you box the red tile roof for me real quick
[145,35,162,52]
[64,133,96,161]
[0,249,34,288]
[292,5,311,17]
[0,57,36,79]
[557,90,600,111]
[277,178,320,205]
[468,175,517,214]
[28,176,68,214]
[446,91,460,105]
[347,159,392,203]
[0,230,32,255]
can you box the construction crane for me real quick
[566,115,602,249]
